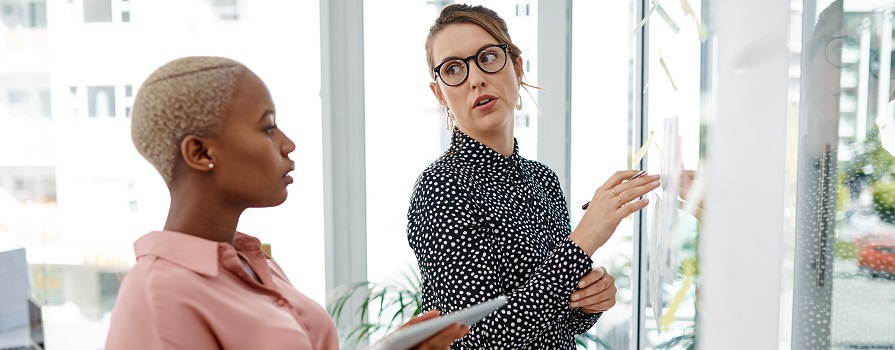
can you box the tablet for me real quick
[367,295,508,350]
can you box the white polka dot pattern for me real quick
[407,129,602,349]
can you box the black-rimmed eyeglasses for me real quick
[433,44,510,86]
[824,36,895,80]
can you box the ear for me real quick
[180,135,214,172]
[514,56,524,84]
[430,82,448,108]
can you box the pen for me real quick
[581,170,647,210]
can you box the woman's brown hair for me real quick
[425,4,537,91]
[425,4,541,130]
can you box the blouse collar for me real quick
[448,128,523,176]
[134,231,274,284]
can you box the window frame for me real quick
[319,0,368,343]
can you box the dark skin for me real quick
[164,70,294,244]
[160,69,468,348]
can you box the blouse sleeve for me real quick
[407,170,596,348]
[568,309,602,334]
[541,167,603,334]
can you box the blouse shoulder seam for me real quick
[143,258,178,349]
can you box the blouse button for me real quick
[276,298,287,307]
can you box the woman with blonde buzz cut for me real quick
[105,56,469,350]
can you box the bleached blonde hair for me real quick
[131,56,247,184]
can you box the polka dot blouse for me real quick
[407,128,601,349]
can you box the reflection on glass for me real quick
[789,0,895,349]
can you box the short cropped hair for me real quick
[131,56,247,184]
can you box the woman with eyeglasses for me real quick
[104,56,469,350]
[407,4,660,349]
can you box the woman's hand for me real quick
[570,170,660,256]
[570,266,617,314]
[401,310,470,350]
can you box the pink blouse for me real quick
[105,231,338,350]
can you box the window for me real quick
[363,0,445,303]
[515,1,530,17]
[30,266,63,305]
[8,90,30,118]
[123,84,134,118]
[82,0,112,23]
[68,86,79,118]
[28,0,45,26]
[41,178,55,202]
[640,0,703,346]
[0,1,23,26]
[14,178,27,192]
[99,271,123,314]
[0,0,47,28]
[570,0,639,347]
[515,113,529,127]
[6,88,51,119]
[1,167,55,203]
[573,0,705,346]
[209,0,241,21]
[785,2,895,348]
[38,90,50,118]
[87,86,115,118]
[119,0,131,23]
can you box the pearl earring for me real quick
[208,163,214,169]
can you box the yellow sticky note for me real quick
[658,50,678,92]
[634,0,661,35]
[679,0,709,41]
[632,131,655,168]
[656,3,680,33]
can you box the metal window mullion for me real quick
[320,0,367,343]
[537,0,572,207]
[633,0,648,348]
